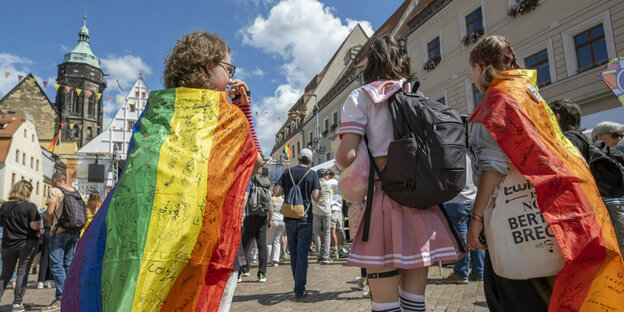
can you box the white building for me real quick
[76,75,149,195]
[0,115,44,206]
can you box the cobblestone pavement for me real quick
[0,257,488,311]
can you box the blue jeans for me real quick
[444,203,485,279]
[49,231,79,300]
[285,220,313,296]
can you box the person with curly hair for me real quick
[63,31,262,312]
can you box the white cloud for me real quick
[0,53,34,97]
[241,0,373,89]
[101,55,152,91]
[254,84,302,153]
[252,67,265,77]
[60,44,70,53]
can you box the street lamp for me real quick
[309,94,322,165]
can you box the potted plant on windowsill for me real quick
[424,56,441,72]
[462,29,484,46]
[507,0,540,18]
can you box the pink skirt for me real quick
[347,182,466,269]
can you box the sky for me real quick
[0,0,404,154]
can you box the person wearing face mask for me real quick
[63,31,262,312]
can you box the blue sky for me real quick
[0,0,404,153]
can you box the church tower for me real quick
[55,16,106,148]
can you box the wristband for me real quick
[471,214,484,222]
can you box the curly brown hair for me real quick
[363,35,411,84]
[469,35,521,91]
[164,32,230,89]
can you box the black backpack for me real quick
[360,82,466,242]
[56,187,87,232]
[588,141,624,198]
[248,175,272,217]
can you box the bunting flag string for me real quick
[86,90,92,98]
[97,93,102,100]
[17,75,23,81]
[4,72,9,78]
[76,88,82,96]
[29,78,36,84]
[43,81,48,88]
[65,86,71,93]
[54,84,60,91]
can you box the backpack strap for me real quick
[296,169,312,186]
[437,204,466,253]
[361,136,381,242]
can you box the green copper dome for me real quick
[63,16,101,69]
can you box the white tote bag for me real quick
[483,167,565,279]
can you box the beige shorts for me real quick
[331,210,343,230]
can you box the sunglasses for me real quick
[218,61,236,78]
[611,132,624,140]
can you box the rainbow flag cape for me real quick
[600,57,624,105]
[284,141,293,159]
[63,88,257,311]
[48,130,61,153]
[469,69,624,311]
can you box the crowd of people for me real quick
[0,172,100,311]
[1,29,623,312]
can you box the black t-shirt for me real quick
[277,165,321,223]
[0,200,40,248]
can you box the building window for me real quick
[466,7,483,35]
[524,49,551,87]
[36,160,39,171]
[36,182,39,195]
[297,142,301,155]
[326,152,332,161]
[135,91,139,97]
[574,24,608,73]
[22,153,25,165]
[332,111,338,126]
[309,131,314,145]
[30,157,33,169]
[31,134,34,142]
[11,173,15,186]
[24,129,27,138]
[324,118,329,132]
[72,90,80,113]
[128,121,135,130]
[87,127,92,140]
[427,37,441,61]
[472,84,483,107]
[15,150,19,162]
[88,94,95,116]
[130,104,136,112]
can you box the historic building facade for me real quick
[55,17,107,148]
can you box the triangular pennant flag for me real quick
[78,124,83,130]
[115,96,119,103]
[142,101,146,106]
[76,88,82,96]
[30,78,36,84]
[86,90,92,97]
[18,75,23,81]
[60,123,65,128]
[125,99,128,102]
[69,124,74,129]
[97,93,102,100]
[4,72,9,78]
[96,125,100,129]
[106,95,111,100]
[42,121,47,126]
[65,86,71,93]
[43,81,48,88]
[54,84,60,91]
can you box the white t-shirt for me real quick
[327,178,342,211]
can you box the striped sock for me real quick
[371,300,401,312]
[399,289,425,312]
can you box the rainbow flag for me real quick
[469,69,624,311]
[47,130,61,153]
[63,88,258,311]
[284,141,293,159]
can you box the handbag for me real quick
[484,166,565,279]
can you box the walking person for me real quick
[312,169,332,264]
[442,154,484,284]
[42,172,85,312]
[239,167,272,283]
[465,35,623,311]
[37,211,53,289]
[0,180,41,311]
[273,148,320,299]
[591,121,624,255]
[336,35,465,312]
[266,193,285,267]
[327,171,347,258]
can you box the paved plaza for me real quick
[0,255,488,311]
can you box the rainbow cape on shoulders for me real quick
[63,88,257,311]
[469,69,624,311]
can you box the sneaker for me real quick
[321,259,332,265]
[469,274,483,281]
[37,282,44,289]
[295,290,309,300]
[271,262,279,267]
[242,272,250,277]
[442,273,468,284]
[355,276,366,290]
[258,273,266,283]
[237,275,242,283]
[41,300,61,312]
[11,304,25,312]
[46,281,52,288]
[362,290,371,298]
